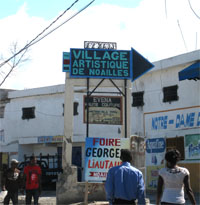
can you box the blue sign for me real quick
[131,47,154,81]
[70,48,131,79]
[63,52,70,72]
[146,138,166,153]
[69,48,154,81]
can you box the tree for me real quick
[0,42,30,87]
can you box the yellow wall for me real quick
[178,162,200,193]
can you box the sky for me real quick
[0,0,199,89]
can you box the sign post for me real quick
[62,42,154,185]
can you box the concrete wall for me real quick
[5,90,64,141]
[2,85,65,159]
[57,50,200,203]
[131,58,200,137]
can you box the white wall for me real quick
[4,86,65,144]
[131,52,200,138]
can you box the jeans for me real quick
[4,191,18,205]
[25,189,40,205]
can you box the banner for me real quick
[145,138,166,166]
[84,137,130,181]
[146,165,164,190]
[38,136,64,143]
[185,134,200,160]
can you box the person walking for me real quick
[23,156,42,205]
[156,149,196,205]
[2,159,21,205]
[105,149,146,205]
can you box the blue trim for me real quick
[178,61,200,81]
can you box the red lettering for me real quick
[93,138,99,146]
[88,160,92,168]
[100,161,104,169]
[94,138,121,146]
[115,139,121,146]
[109,161,113,169]
[109,139,114,146]
[100,138,105,146]
[94,161,99,168]
[105,160,110,169]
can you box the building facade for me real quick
[1,50,199,192]
[130,50,200,192]
[1,85,65,165]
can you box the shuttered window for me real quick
[132,92,144,107]
[22,107,35,120]
[163,85,179,103]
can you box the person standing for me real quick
[105,149,146,205]
[156,149,196,205]
[23,156,42,205]
[2,159,21,205]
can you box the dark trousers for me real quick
[25,189,40,205]
[4,191,18,205]
[161,202,185,205]
[113,198,136,205]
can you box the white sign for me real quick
[144,106,200,134]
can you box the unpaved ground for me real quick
[1,191,199,205]
[0,191,108,205]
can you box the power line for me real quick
[164,0,167,19]
[0,0,95,69]
[28,0,95,47]
[177,20,188,51]
[188,0,200,20]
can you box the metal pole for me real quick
[86,78,89,138]
[124,79,127,138]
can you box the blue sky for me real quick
[0,0,199,89]
[0,0,142,19]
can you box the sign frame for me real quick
[83,95,123,125]
[84,137,130,182]
[70,48,132,80]
[63,52,70,72]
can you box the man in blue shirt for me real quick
[105,149,145,205]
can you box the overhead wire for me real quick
[188,0,200,20]
[0,0,95,69]
[28,0,95,47]
[164,0,167,19]
[177,20,188,51]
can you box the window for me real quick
[132,92,144,107]
[0,106,5,118]
[62,102,79,116]
[73,102,79,116]
[0,129,4,142]
[166,137,185,160]
[163,85,179,103]
[22,107,35,120]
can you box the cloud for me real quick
[0,0,199,89]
